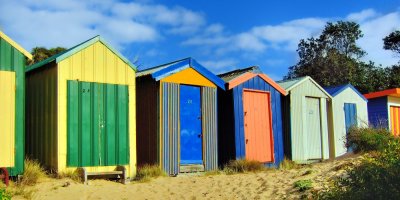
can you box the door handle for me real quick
[246,139,248,144]
[198,134,203,138]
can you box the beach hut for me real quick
[217,66,287,167]
[0,31,32,181]
[277,76,331,163]
[25,36,137,181]
[136,57,225,175]
[365,88,400,136]
[324,84,368,158]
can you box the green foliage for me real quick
[294,179,313,192]
[224,159,265,174]
[135,165,165,182]
[0,188,12,200]
[346,127,393,153]
[315,130,400,199]
[28,46,66,65]
[286,20,392,94]
[383,30,400,55]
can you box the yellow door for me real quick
[0,71,15,167]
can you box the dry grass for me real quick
[20,158,47,186]
[279,158,300,170]
[56,170,81,182]
[135,165,165,182]
[223,159,265,174]
[204,170,222,176]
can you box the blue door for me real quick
[344,103,357,132]
[344,103,357,152]
[180,85,203,165]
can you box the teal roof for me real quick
[26,36,137,72]
[277,76,308,90]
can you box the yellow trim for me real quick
[0,71,16,167]
[161,68,216,88]
[57,41,136,178]
[0,30,33,60]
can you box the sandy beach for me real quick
[8,154,362,200]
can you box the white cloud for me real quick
[0,0,205,51]
[200,59,238,74]
[347,9,377,22]
[358,11,400,66]
[184,9,400,67]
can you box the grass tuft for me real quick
[20,158,46,186]
[135,165,165,182]
[279,158,300,170]
[294,179,313,192]
[223,159,265,174]
[56,170,81,182]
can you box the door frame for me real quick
[303,96,324,160]
[178,84,204,165]
[242,88,275,163]
[387,99,400,133]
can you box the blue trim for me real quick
[324,84,368,102]
[151,58,226,90]
[152,59,190,80]
[191,58,226,89]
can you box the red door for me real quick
[243,89,274,163]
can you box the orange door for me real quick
[390,106,400,136]
[243,89,274,163]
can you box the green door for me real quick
[67,80,129,167]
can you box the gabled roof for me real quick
[136,57,225,89]
[218,66,262,82]
[0,30,33,60]
[26,35,137,73]
[324,84,367,101]
[277,76,332,98]
[364,88,400,99]
[218,66,287,95]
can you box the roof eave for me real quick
[0,30,33,60]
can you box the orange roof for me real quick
[364,88,400,99]
[227,72,287,95]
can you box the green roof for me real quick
[26,36,137,73]
[277,76,308,90]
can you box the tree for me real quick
[286,21,386,93]
[383,30,400,56]
[28,47,66,65]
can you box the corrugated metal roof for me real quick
[324,85,344,96]
[218,66,261,82]
[276,76,308,90]
[137,57,226,89]
[136,57,189,77]
[26,36,137,72]
[324,84,368,101]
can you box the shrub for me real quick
[346,127,394,153]
[0,188,12,200]
[294,179,313,192]
[135,165,165,182]
[20,158,46,186]
[224,159,265,174]
[315,139,400,199]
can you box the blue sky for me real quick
[1,0,399,80]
